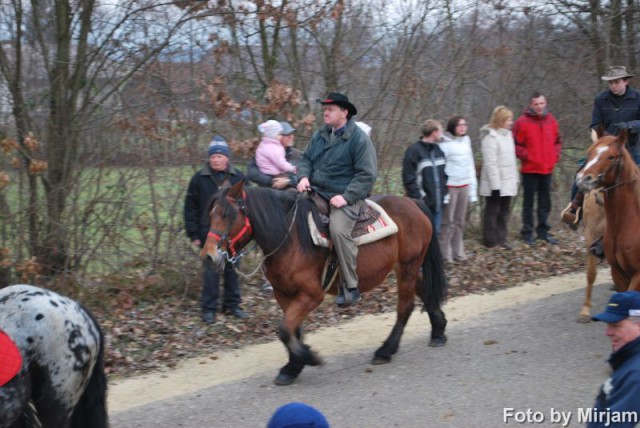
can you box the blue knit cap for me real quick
[267,402,329,428]
[208,135,230,157]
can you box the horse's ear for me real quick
[590,128,598,144]
[227,179,245,198]
[616,129,629,148]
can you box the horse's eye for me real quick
[608,155,616,160]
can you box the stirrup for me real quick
[561,203,581,230]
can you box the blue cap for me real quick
[207,135,230,157]
[267,402,329,428]
[592,291,640,323]
[280,121,297,135]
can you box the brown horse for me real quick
[576,129,639,292]
[577,190,606,323]
[201,181,448,386]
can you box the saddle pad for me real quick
[309,199,398,248]
[0,330,22,387]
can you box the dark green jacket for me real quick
[297,119,377,203]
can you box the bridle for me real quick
[594,145,636,194]
[207,191,255,264]
[206,190,302,267]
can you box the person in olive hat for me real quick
[587,291,640,427]
[562,66,640,257]
[296,92,377,307]
[184,136,248,324]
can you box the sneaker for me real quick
[261,281,273,292]
[335,288,361,307]
[202,312,216,324]
[226,308,248,319]
[522,235,535,245]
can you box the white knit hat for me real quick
[258,120,284,139]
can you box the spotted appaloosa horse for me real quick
[0,284,108,428]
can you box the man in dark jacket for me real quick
[184,136,247,324]
[513,92,562,245]
[402,119,447,234]
[589,291,640,427]
[296,92,377,307]
[563,66,640,230]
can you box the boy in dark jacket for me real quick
[184,136,246,324]
[402,119,448,234]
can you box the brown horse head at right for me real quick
[576,129,631,192]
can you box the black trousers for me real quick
[483,194,512,248]
[201,258,241,314]
[520,173,552,239]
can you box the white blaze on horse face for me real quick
[578,146,609,180]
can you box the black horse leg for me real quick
[372,301,415,364]
[274,325,323,386]
[427,307,448,347]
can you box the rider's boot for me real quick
[561,191,584,230]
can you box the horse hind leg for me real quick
[274,325,323,386]
[427,307,448,347]
[372,273,416,365]
[372,300,414,365]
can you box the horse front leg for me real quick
[273,294,324,386]
[577,254,598,323]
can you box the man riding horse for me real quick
[562,66,640,255]
[296,92,377,307]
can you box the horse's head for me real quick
[200,180,253,269]
[576,129,629,192]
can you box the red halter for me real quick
[207,191,253,259]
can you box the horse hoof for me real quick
[371,356,391,365]
[429,335,447,347]
[576,315,591,324]
[274,373,296,386]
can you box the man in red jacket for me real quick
[513,92,562,245]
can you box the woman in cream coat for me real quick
[479,106,518,249]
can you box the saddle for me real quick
[0,330,22,386]
[308,193,398,247]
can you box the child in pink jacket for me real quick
[256,120,297,176]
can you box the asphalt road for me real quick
[110,275,614,428]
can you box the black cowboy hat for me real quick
[316,92,358,117]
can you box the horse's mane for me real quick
[216,186,320,255]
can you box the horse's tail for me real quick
[414,199,448,312]
[71,309,108,428]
